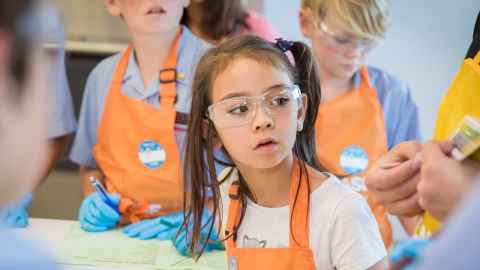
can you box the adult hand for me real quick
[366,141,423,217]
[418,140,480,221]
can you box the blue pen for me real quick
[89,176,120,215]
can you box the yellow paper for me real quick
[58,224,227,270]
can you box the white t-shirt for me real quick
[218,168,387,270]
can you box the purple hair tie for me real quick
[275,38,293,53]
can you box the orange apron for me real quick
[315,65,392,247]
[225,161,316,270]
[93,31,183,224]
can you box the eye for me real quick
[271,95,291,106]
[228,103,250,115]
[334,36,352,45]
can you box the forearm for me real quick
[80,166,105,197]
[36,135,70,186]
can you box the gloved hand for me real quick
[0,193,32,228]
[390,239,430,270]
[165,209,224,257]
[123,211,185,240]
[78,192,120,232]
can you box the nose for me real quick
[344,43,363,59]
[251,101,274,132]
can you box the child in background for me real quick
[299,0,422,245]
[178,35,387,269]
[70,0,213,241]
[181,0,281,44]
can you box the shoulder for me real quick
[364,66,418,116]
[180,26,211,58]
[309,173,362,207]
[309,173,378,228]
[88,52,123,82]
[365,66,411,97]
[83,52,124,99]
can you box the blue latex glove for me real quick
[123,211,185,240]
[166,209,224,257]
[78,192,120,232]
[0,193,32,228]
[390,239,431,270]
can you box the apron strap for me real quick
[288,160,310,249]
[225,160,311,250]
[358,65,373,91]
[159,30,182,108]
[112,46,133,86]
[226,181,241,249]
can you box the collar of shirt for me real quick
[120,26,203,102]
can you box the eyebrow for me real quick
[218,83,289,101]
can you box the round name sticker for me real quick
[138,140,166,169]
[339,145,369,174]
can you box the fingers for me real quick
[80,219,109,232]
[123,219,158,236]
[437,140,454,155]
[369,158,422,191]
[123,219,171,240]
[156,226,178,241]
[79,193,119,232]
[384,193,423,217]
[173,230,190,256]
[92,195,120,222]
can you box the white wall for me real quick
[263,0,479,139]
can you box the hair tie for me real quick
[275,38,293,53]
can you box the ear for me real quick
[202,119,223,149]
[296,94,308,131]
[104,0,122,16]
[299,8,315,39]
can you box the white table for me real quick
[13,218,158,270]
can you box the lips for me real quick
[146,6,166,15]
[254,138,277,150]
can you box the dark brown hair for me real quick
[183,35,323,258]
[181,0,249,41]
[0,0,35,93]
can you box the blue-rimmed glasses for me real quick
[207,84,302,128]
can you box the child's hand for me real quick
[0,193,32,228]
[78,192,120,232]
[123,211,184,240]
[167,209,224,257]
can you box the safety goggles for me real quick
[207,84,302,128]
[316,21,379,51]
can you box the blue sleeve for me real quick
[0,231,59,270]
[45,10,76,139]
[369,67,423,149]
[69,59,114,168]
[412,181,480,270]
